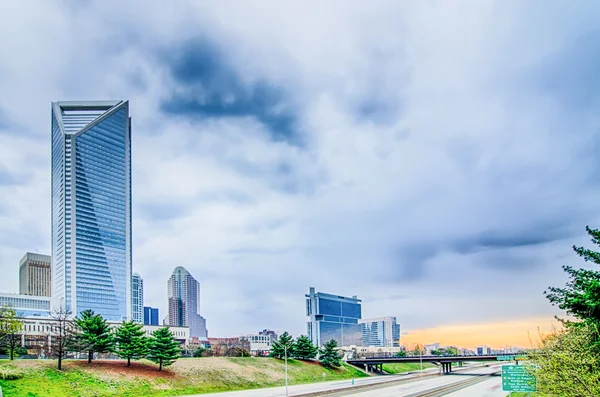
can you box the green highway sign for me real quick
[497,355,514,361]
[502,365,537,392]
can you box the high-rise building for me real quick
[19,253,52,297]
[167,266,207,339]
[51,101,132,321]
[359,317,400,347]
[144,306,159,325]
[305,287,362,347]
[132,273,144,323]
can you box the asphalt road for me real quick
[320,365,502,397]
[185,364,501,397]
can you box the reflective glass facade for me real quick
[306,287,362,347]
[359,317,400,347]
[167,267,208,338]
[51,101,131,321]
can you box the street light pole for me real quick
[273,340,290,397]
[284,344,289,397]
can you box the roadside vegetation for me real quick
[529,226,600,396]
[383,362,435,374]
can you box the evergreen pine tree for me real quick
[546,226,600,325]
[292,335,318,360]
[114,320,148,366]
[269,331,294,359]
[74,309,114,363]
[147,327,181,371]
[319,339,341,369]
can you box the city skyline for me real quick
[1,1,598,345]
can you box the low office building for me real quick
[476,346,491,355]
[19,253,52,297]
[240,334,275,353]
[306,287,362,347]
[144,306,159,325]
[359,316,400,347]
[0,293,51,317]
[19,316,189,355]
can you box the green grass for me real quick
[0,358,368,397]
[382,362,436,374]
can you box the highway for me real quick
[186,364,503,397]
[318,365,502,396]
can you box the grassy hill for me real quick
[382,362,436,374]
[0,357,368,397]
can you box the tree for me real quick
[531,322,600,396]
[147,327,181,371]
[394,350,407,357]
[445,346,459,356]
[46,306,79,370]
[113,320,148,367]
[0,307,23,360]
[292,335,318,360]
[545,226,600,325]
[409,344,425,356]
[192,346,206,357]
[319,339,341,369]
[270,331,294,359]
[74,310,114,363]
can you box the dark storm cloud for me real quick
[451,225,576,255]
[159,38,300,144]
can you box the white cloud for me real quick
[0,0,598,339]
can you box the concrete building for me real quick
[19,253,52,297]
[132,273,143,323]
[144,306,159,326]
[167,266,207,339]
[239,334,275,353]
[51,101,132,321]
[425,342,440,354]
[259,329,278,343]
[18,316,189,356]
[476,345,491,355]
[306,287,362,347]
[359,316,400,347]
[0,293,51,318]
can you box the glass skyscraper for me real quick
[359,316,400,347]
[306,287,362,347]
[51,101,131,321]
[167,266,207,339]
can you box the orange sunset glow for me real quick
[401,317,562,350]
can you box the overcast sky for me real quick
[1,1,599,344]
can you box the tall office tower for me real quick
[167,266,207,338]
[51,101,132,321]
[359,316,400,347]
[305,287,362,347]
[19,253,52,297]
[132,273,144,323]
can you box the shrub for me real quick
[0,365,25,380]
